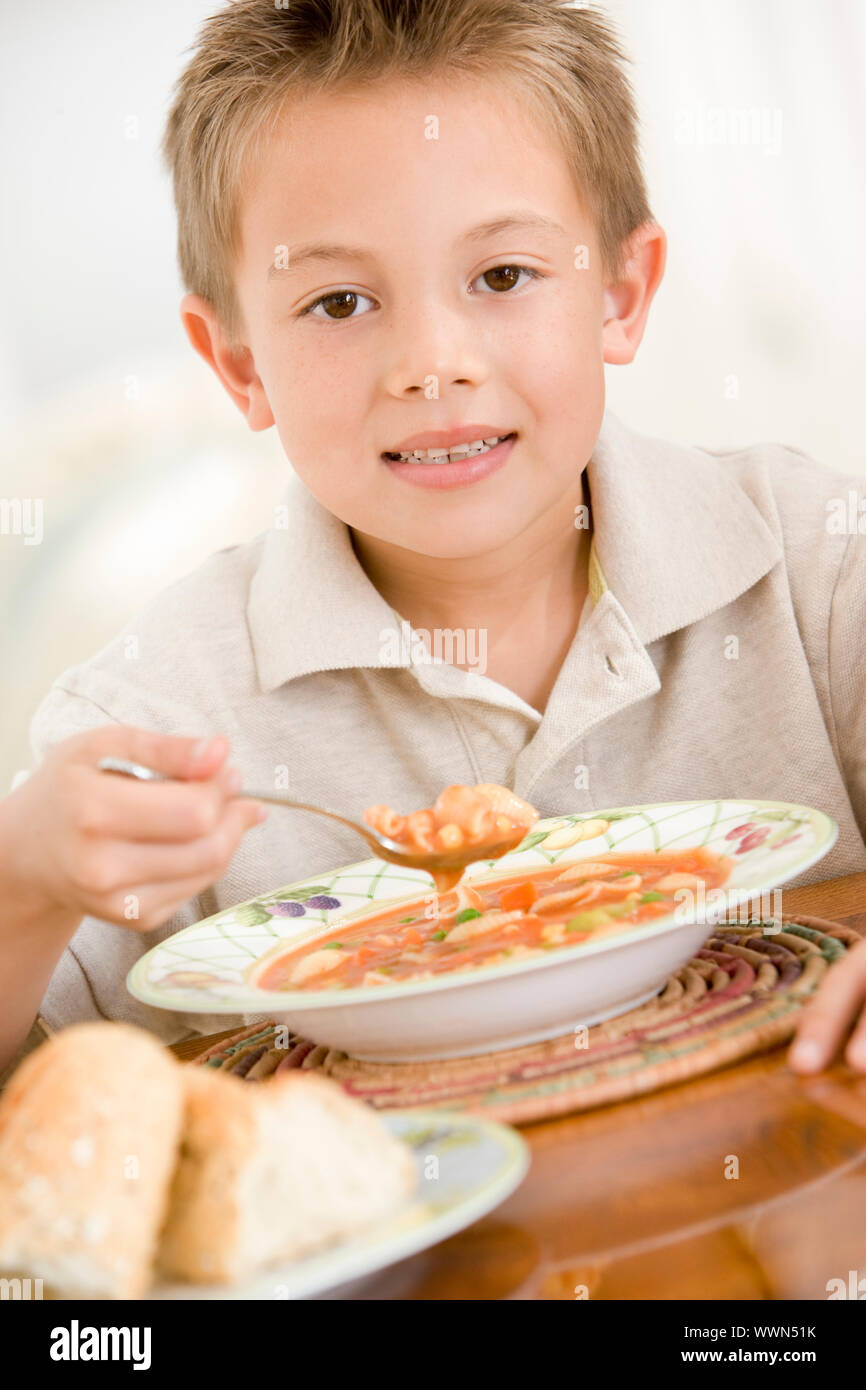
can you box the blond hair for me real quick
[163,0,653,342]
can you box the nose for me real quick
[381,300,490,398]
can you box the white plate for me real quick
[147,1109,528,1300]
[129,798,837,1061]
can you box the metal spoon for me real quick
[96,756,525,881]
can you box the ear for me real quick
[602,222,667,366]
[179,294,274,431]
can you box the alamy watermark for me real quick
[0,1275,43,1299]
[0,497,43,545]
[673,884,784,931]
[674,105,783,157]
[826,490,866,534]
[379,620,487,676]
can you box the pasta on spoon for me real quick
[363,783,539,893]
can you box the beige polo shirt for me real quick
[24,408,866,1046]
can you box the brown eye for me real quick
[318,291,358,319]
[482,266,523,292]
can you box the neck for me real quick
[351,470,592,637]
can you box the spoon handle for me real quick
[97,757,166,782]
[97,758,383,851]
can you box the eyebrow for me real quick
[266,212,567,280]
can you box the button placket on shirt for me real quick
[512,591,662,804]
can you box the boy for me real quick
[1,0,864,1079]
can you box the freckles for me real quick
[517,337,594,402]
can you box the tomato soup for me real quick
[254,846,733,993]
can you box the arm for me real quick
[0,789,83,1074]
[789,527,866,1073]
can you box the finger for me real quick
[788,938,866,1073]
[107,872,239,932]
[843,1004,866,1072]
[72,799,267,898]
[72,761,244,843]
[73,725,231,782]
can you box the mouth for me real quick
[381,432,517,466]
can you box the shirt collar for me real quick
[247,409,783,694]
[586,410,783,646]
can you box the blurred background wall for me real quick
[2,0,865,791]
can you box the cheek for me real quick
[506,315,604,421]
[499,279,604,391]
[259,329,370,450]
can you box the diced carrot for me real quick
[355,944,377,965]
[402,927,424,946]
[499,881,539,912]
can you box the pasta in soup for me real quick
[253,846,733,993]
[363,783,539,892]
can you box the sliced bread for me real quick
[156,1065,416,1284]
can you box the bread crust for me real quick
[0,1022,184,1298]
[157,1066,417,1284]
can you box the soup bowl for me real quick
[128,798,837,1061]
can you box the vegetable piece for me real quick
[565,908,613,931]
[602,892,644,919]
[499,881,539,912]
[540,923,567,944]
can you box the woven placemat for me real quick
[188,914,860,1125]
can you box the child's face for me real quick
[224,75,651,560]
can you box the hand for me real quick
[788,934,866,1073]
[3,725,267,933]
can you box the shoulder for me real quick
[690,438,866,743]
[690,435,862,621]
[698,435,858,553]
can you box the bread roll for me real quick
[157,1066,417,1284]
[0,1021,184,1299]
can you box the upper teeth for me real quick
[392,435,509,464]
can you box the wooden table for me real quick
[171,871,866,1300]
